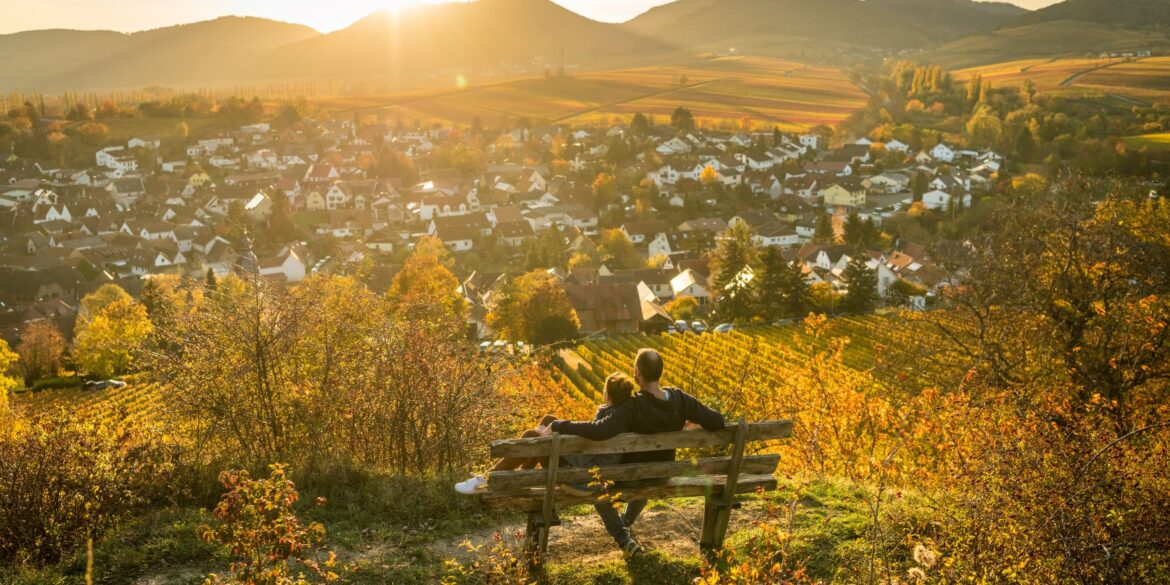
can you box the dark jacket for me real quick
[550,387,724,463]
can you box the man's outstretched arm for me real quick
[682,392,725,431]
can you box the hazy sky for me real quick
[1,0,1064,35]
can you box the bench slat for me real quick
[487,454,781,493]
[490,420,793,458]
[481,474,779,512]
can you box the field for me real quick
[1126,133,1170,150]
[317,56,868,131]
[955,56,1170,106]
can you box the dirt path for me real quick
[1061,57,1147,88]
[557,348,588,372]
[430,497,768,566]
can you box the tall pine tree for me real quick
[711,222,758,323]
[842,256,879,314]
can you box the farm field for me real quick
[1126,133,1170,150]
[955,56,1170,105]
[317,56,867,131]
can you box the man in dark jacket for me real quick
[535,348,725,554]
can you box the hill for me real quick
[623,0,1026,51]
[929,20,1170,68]
[249,0,663,85]
[1018,0,1170,29]
[0,16,319,91]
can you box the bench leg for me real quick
[699,495,734,556]
[524,513,542,566]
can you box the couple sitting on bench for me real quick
[455,348,725,555]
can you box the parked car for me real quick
[691,321,708,334]
[674,320,690,333]
[666,324,679,334]
[713,323,735,333]
[83,379,126,391]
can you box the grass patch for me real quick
[543,551,700,585]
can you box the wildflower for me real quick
[908,566,927,582]
[913,543,938,568]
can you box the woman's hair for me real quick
[605,372,636,405]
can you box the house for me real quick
[930,143,956,163]
[496,221,535,246]
[106,177,146,207]
[729,210,780,232]
[884,139,910,153]
[434,223,478,252]
[243,192,274,221]
[96,146,138,172]
[821,181,867,208]
[128,137,161,150]
[621,220,670,246]
[258,247,307,283]
[304,164,340,184]
[863,172,910,194]
[805,161,852,176]
[799,134,820,150]
[752,222,802,248]
[922,190,972,212]
[670,269,710,304]
[563,283,643,334]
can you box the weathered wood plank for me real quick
[487,455,781,493]
[481,474,779,512]
[490,420,793,458]
[537,434,560,557]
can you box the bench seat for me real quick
[482,473,779,512]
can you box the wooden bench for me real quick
[479,419,793,563]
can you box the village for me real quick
[0,109,1002,345]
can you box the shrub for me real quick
[0,414,179,566]
[199,465,337,585]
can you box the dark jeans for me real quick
[595,498,648,546]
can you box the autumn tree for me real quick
[952,176,1170,431]
[699,165,719,185]
[488,271,580,345]
[73,284,152,379]
[598,229,641,270]
[665,296,700,322]
[16,322,64,385]
[0,340,19,428]
[591,172,617,208]
[385,242,466,328]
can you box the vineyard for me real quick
[549,314,922,411]
[12,380,164,428]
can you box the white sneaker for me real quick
[455,475,488,495]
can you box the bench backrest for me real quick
[489,420,793,459]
